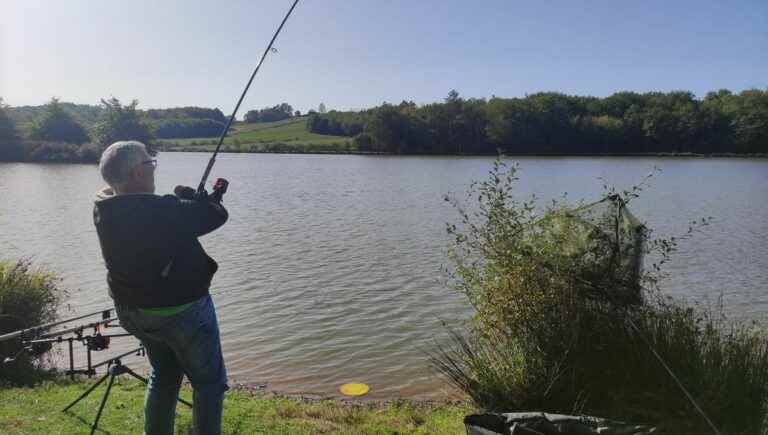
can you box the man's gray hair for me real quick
[99,141,148,186]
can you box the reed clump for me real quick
[0,259,63,386]
[432,161,768,435]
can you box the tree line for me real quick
[0,96,308,163]
[4,100,230,144]
[0,97,158,162]
[243,103,300,123]
[3,89,766,162]
[145,106,227,139]
[0,98,240,162]
[308,89,768,154]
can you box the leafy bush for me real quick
[93,98,155,152]
[0,98,24,161]
[354,133,373,151]
[21,141,99,163]
[432,161,768,434]
[29,98,90,144]
[0,260,64,386]
[76,142,102,162]
[24,141,81,162]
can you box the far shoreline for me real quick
[3,150,767,165]
[158,149,768,159]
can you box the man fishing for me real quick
[94,140,229,435]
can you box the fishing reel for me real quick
[87,332,111,352]
[175,178,229,202]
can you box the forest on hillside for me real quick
[308,89,768,155]
[2,89,766,163]
[7,102,228,140]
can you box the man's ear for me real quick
[128,165,142,181]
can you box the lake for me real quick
[1,153,766,398]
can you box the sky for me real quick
[1,0,766,114]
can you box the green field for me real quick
[158,117,354,153]
[0,380,469,434]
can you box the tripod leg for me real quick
[124,367,193,409]
[176,396,193,409]
[124,368,148,384]
[90,373,117,435]
[62,371,110,412]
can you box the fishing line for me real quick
[571,202,722,435]
[551,270,722,434]
[196,0,301,196]
[624,316,722,435]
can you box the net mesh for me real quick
[530,194,646,305]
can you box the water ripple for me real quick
[1,155,766,398]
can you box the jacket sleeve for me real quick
[169,195,229,237]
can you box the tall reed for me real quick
[0,259,63,386]
[432,161,768,434]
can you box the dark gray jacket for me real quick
[93,187,228,308]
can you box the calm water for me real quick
[1,154,766,398]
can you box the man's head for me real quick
[99,141,156,194]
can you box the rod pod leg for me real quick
[62,371,110,412]
[90,370,117,435]
[123,366,192,409]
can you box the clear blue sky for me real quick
[2,0,766,114]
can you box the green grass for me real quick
[0,380,470,434]
[229,117,306,134]
[157,117,354,153]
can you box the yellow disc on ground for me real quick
[339,383,369,396]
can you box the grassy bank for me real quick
[0,380,470,434]
[158,117,353,153]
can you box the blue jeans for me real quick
[116,295,228,435]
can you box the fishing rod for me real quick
[2,313,126,381]
[37,316,117,340]
[1,0,302,346]
[196,0,301,197]
[0,308,112,343]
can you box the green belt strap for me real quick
[138,301,194,317]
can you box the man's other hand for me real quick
[211,178,229,203]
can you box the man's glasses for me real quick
[141,159,158,168]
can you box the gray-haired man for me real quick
[93,141,228,435]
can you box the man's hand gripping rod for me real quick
[196,0,300,198]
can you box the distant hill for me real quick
[157,117,353,153]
